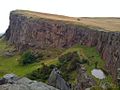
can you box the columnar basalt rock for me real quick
[5,10,120,82]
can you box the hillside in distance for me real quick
[14,10,120,31]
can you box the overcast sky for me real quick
[0,0,120,33]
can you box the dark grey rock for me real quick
[4,52,14,57]
[76,65,96,90]
[48,68,71,90]
[3,73,19,84]
[0,74,59,90]
[0,78,6,85]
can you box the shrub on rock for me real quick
[19,51,43,65]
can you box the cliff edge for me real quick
[5,10,120,82]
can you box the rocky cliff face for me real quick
[5,10,120,82]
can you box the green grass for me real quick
[0,39,58,77]
[0,39,8,51]
[0,39,115,87]
[0,54,58,78]
[81,45,113,85]
[62,45,113,85]
[63,44,105,72]
[0,50,43,77]
[77,45,105,73]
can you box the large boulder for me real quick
[3,73,19,84]
[48,68,71,90]
[0,78,6,85]
[0,74,58,90]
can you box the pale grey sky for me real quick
[0,0,120,33]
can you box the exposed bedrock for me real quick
[5,10,120,82]
[0,74,58,90]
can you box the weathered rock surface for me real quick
[3,49,16,57]
[0,74,59,90]
[75,65,96,90]
[48,68,71,90]
[5,10,120,82]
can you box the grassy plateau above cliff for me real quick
[13,10,120,31]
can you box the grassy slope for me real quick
[75,45,113,85]
[63,45,113,84]
[0,39,58,77]
[0,39,114,87]
[14,10,120,31]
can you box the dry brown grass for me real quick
[77,17,120,31]
[14,10,120,31]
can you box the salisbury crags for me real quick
[5,10,120,82]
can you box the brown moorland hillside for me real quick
[14,10,120,31]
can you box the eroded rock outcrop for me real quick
[0,74,59,90]
[48,68,71,90]
[75,65,96,90]
[5,10,120,82]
